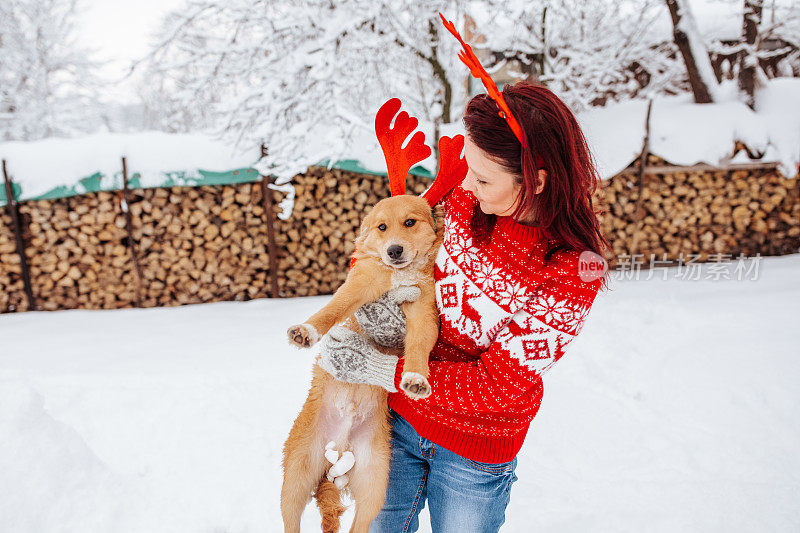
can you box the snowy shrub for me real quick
[0,0,102,141]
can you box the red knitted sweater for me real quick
[388,183,602,463]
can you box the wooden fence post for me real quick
[2,159,36,311]
[629,99,654,259]
[121,157,144,307]
[259,144,281,298]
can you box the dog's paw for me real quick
[287,323,319,348]
[400,372,432,400]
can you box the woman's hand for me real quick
[354,285,421,347]
[316,286,420,391]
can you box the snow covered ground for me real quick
[1,254,798,532]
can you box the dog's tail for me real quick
[313,477,346,533]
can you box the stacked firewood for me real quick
[129,184,272,307]
[0,210,27,311]
[1,160,798,313]
[17,193,138,311]
[596,156,800,267]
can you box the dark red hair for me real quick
[463,81,609,275]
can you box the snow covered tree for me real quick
[708,0,800,108]
[0,0,101,141]
[666,0,799,107]
[475,0,688,112]
[755,1,800,77]
[136,0,478,181]
[137,0,797,176]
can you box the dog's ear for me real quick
[428,207,437,234]
[354,226,368,249]
[354,207,375,249]
[431,204,445,239]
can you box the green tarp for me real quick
[0,160,432,207]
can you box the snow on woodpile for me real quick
[579,78,800,179]
[753,78,800,174]
[576,100,650,180]
[0,131,257,201]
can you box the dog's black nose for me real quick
[387,245,404,260]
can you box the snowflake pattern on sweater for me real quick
[388,183,602,463]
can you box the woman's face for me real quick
[461,136,522,217]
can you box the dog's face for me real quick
[355,195,439,269]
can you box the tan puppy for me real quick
[282,194,443,533]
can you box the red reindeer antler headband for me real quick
[440,12,546,169]
[372,14,546,209]
[374,98,467,207]
[439,12,526,147]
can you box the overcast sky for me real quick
[78,0,186,103]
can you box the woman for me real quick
[320,80,609,532]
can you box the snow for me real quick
[0,131,257,201]
[1,254,799,531]
[577,99,649,180]
[755,78,800,176]
[648,99,768,167]
[578,78,800,178]
[684,0,746,41]
[268,181,297,221]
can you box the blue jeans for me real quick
[369,408,518,532]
